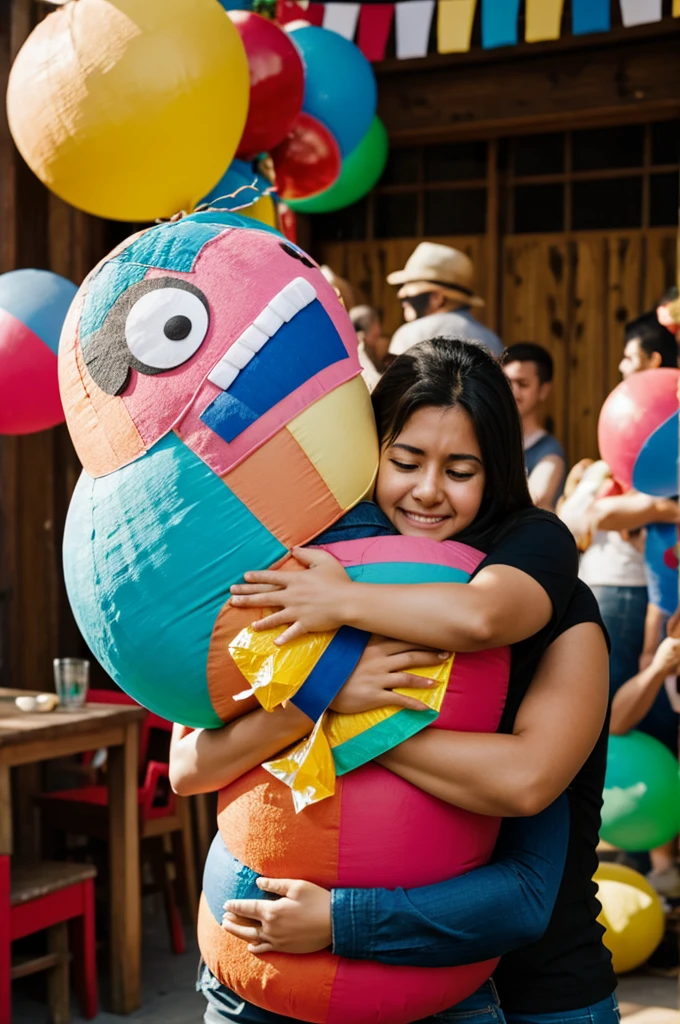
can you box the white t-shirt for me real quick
[389,309,504,358]
[579,530,648,588]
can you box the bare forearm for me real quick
[378,730,551,818]
[610,666,667,735]
[592,495,678,532]
[169,705,312,796]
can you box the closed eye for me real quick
[390,459,418,471]
[447,470,474,480]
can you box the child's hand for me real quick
[330,635,448,714]
[230,548,352,644]
[222,877,332,954]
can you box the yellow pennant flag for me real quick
[437,0,477,53]
[525,0,564,42]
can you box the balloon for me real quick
[287,25,377,156]
[598,368,680,496]
[228,12,304,159]
[645,521,678,618]
[288,117,388,214]
[0,269,77,434]
[601,731,680,851]
[595,863,665,973]
[7,0,250,222]
[199,158,277,227]
[271,112,341,201]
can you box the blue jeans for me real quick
[413,981,505,1023]
[504,994,620,1024]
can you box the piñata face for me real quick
[60,213,378,727]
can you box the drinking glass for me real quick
[53,658,90,711]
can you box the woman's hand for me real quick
[222,877,332,954]
[330,635,448,714]
[229,548,353,644]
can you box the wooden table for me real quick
[0,689,145,1014]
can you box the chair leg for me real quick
[147,837,185,955]
[70,880,98,1020]
[174,798,198,923]
[47,921,70,1024]
[0,856,11,1024]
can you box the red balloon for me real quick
[229,12,305,159]
[271,112,341,201]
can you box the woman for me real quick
[173,340,615,1023]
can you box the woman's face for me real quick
[375,404,486,542]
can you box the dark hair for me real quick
[503,342,554,384]
[371,337,534,549]
[624,311,677,367]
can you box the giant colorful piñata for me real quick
[60,212,510,1022]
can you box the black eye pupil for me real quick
[164,315,192,341]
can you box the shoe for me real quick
[647,864,680,899]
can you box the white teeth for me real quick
[254,307,284,336]
[208,277,316,391]
[209,361,240,391]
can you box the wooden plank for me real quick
[47,921,70,1024]
[603,234,643,395]
[569,236,608,465]
[108,721,141,1014]
[0,765,11,855]
[501,236,569,450]
[644,228,677,310]
[377,36,680,144]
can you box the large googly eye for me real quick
[125,283,209,371]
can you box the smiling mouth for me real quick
[207,276,317,391]
[399,510,450,526]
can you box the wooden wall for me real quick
[319,228,677,466]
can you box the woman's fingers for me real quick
[248,942,275,954]
[383,691,432,711]
[231,592,285,608]
[274,622,307,646]
[388,649,448,674]
[251,610,294,632]
[243,570,290,586]
[221,916,262,942]
[230,583,283,596]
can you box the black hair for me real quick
[371,337,536,550]
[502,342,554,384]
[624,311,677,368]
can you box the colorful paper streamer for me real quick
[572,0,609,34]
[619,0,662,26]
[525,0,564,41]
[437,0,477,52]
[323,1,360,37]
[357,3,395,60]
[396,0,436,57]
[481,0,520,48]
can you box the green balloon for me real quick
[287,116,388,214]
[600,731,680,851]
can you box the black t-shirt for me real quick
[478,559,616,1011]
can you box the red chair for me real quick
[37,690,197,956]
[0,854,98,1023]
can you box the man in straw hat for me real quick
[387,242,504,358]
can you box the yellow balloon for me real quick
[7,0,249,222]
[594,862,665,974]
[242,195,278,229]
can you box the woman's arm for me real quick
[332,795,569,966]
[169,704,312,796]
[610,636,680,735]
[378,621,608,817]
[222,796,569,962]
[528,455,565,510]
[232,553,555,651]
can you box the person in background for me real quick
[656,286,680,347]
[319,265,355,313]
[502,343,566,510]
[387,242,504,359]
[349,305,390,390]
[619,310,678,378]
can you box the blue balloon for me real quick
[217,0,251,9]
[199,159,272,214]
[645,521,678,617]
[287,26,377,157]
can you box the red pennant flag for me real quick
[277,0,325,26]
[357,3,395,61]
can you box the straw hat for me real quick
[387,242,484,307]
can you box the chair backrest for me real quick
[87,689,171,767]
